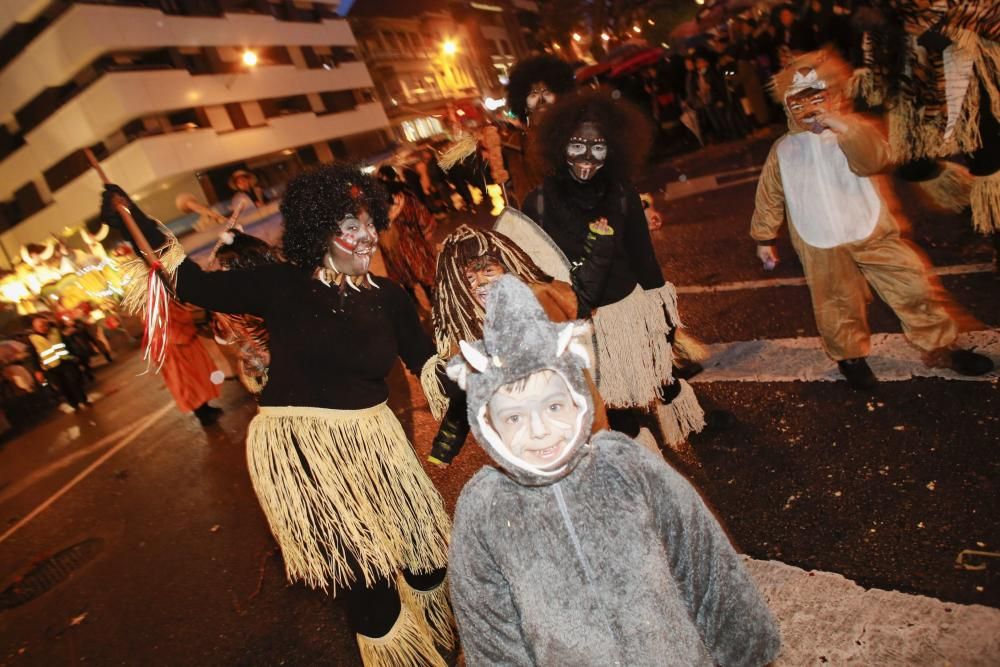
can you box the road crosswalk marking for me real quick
[747,558,1000,664]
[677,262,994,294]
[689,328,1000,384]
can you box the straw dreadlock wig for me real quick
[507,54,576,122]
[280,163,389,270]
[532,90,651,183]
[432,225,552,356]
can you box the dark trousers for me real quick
[47,362,88,408]
[341,549,446,638]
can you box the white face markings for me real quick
[487,371,582,469]
[526,83,557,116]
[565,121,608,182]
[329,208,378,276]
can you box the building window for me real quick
[43,150,92,193]
[319,90,357,114]
[259,95,312,118]
[0,126,25,162]
[13,182,46,221]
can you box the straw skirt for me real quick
[246,403,451,592]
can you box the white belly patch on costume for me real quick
[776,131,881,249]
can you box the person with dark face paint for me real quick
[99,164,456,666]
[503,55,576,207]
[523,91,718,450]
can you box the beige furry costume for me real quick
[751,52,958,361]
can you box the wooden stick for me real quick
[84,148,159,265]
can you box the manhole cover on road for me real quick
[0,538,104,610]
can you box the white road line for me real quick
[0,422,135,505]
[0,402,174,546]
[664,166,763,200]
[677,262,994,294]
[689,328,1000,384]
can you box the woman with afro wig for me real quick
[521,91,713,451]
[502,54,576,206]
[100,163,456,666]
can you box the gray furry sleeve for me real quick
[641,449,781,666]
[449,482,535,667]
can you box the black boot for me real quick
[837,357,878,390]
[949,348,994,376]
[193,403,223,426]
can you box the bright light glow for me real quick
[633,25,642,33]
[695,0,705,4]
[648,18,655,25]
[442,39,458,56]
[572,32,582,42]
[601,33,610,41]
[242,50,258,67]
[484,96,507,110]
[456,108,466,116]
[361,165,377,174]
[553,43,562,50]
[661,42,670,48]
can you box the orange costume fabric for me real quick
[161,301,220,412]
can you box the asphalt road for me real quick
[1,133,997,665]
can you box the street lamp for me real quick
[442,39,457,56]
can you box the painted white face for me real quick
[487,371,581,469]
[328,209,378,276]
[526,82,557,117]
[565,121,608,182]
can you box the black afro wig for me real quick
[279,163,389,270]
[532,90,652,184]
[506,54,576,122]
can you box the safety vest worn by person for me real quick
[29,329,71,369]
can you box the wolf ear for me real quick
[556,323,574,357]
[446,361,469,390]
[459,340,490,372]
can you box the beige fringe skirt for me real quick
[591,284,706,446]
[246,403,451,593]
[591,283,682,407]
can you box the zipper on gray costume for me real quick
[552,482,622,665]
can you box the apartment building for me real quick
[0,0,393,266]
[348,0,533,144]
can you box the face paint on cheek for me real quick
[328,215,378,276]
[333,236,357,253]
[565,122,607,182]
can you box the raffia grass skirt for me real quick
[592,283,682,408]
[247,403,451,593]
[592,284,706,446]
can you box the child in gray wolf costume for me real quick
[446,275,781,666]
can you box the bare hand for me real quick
[756,244,778,269]
[815,112,848,134]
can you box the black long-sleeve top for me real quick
[522,173,665,308]
[174,260,434,410]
